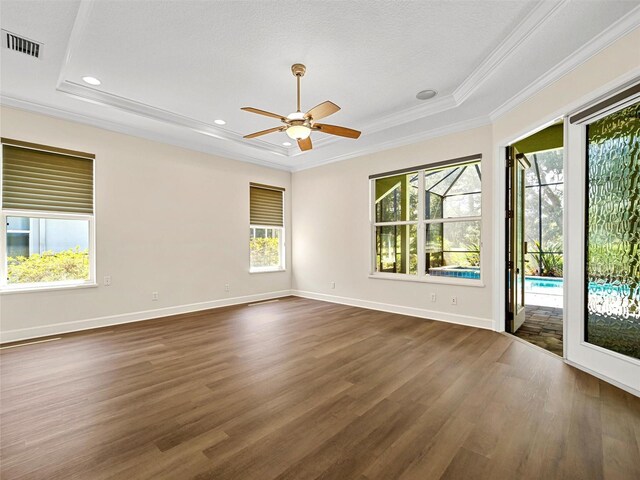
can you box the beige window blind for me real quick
[2,140,94,214]
[250,183,284,227]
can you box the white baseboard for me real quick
[1,289,493,344]
[291,290,494,330]
[5,290,636,398]
[0,290,293,343]
[564,359,640,398]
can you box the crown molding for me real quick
[299,93,458,154]
[453,0,568,105]
[3,0,635,173]
[56,81,289,156]
[493,68,640,148]
[56,0,94,88]
[54,0,568,161]
[57,0,289,158]
[0,95,292,171]
[291,115,491,172]
[490,5,640,121]
[306,2,568,155]
[293,0,567,156]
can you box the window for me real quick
[371,156,482,281]
[1,139,95,290]
[249,183,285,272]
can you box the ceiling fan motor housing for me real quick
[291,63,306,77]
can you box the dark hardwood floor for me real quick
[1,296,639,479]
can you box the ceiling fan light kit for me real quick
[242,63,361,152]
[285,111,311,140]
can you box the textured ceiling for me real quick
[1,0,639,170]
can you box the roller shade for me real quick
[2,143,94,214]
[250,183,284,227]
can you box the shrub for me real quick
[529,241,563,277]
[7,248,89,284]
[250,237,280,267]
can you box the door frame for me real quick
[493,117,568,352]
[492,72,640,396]
[565,91,640,393]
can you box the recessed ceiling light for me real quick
[282,142,292,147]
[416,89,437,100]
[214,119,226,125]
[82,76,101,86]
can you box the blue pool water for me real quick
[525,276,563,294]
[429,266,480,279]
[429,267,564,293]
[429,268,637,301]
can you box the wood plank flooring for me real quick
[1,296,639,479]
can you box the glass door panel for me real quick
[507,147,530,333]
[585,101,640,360]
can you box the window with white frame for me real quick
[249,183,285,272]
[1,139,95,290]
[371,156,482,281]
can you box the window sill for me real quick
[249,268,287,274]
[0,282,98,295]
[368,273,485,287]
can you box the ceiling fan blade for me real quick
[244,126,285,139]
[241,107,287,122]
[298,136,312,151]
[305,101,340,121]
[314,123,361,139]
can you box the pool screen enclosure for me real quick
[373,158,482,278]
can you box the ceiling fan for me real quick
[241,63,361,152]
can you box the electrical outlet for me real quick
[451,296,457,305]
[330,282,336,289]
[152,291,159,301]
[224,283,230,292]
[104,275,111,286]
[431,293,436,302]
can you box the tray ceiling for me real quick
[1,0,639,170]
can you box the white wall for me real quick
[291,26,640,394]
[0,107,292,342]
[292,27,640,333]
[292,125,495,329]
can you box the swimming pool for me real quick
[525,276,563,295]
[430,269,636,299]
[429,266,480,279]
[429,267,565,293]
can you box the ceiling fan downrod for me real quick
[291,63,306,113]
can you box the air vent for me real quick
[2,30,42,58]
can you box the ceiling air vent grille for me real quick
[2,30,41,58]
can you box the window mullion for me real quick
[280,227,285,269]
[417,169,425,278]
[424,215,481,225]
[373,221,418,226]
[0,212,7,287]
